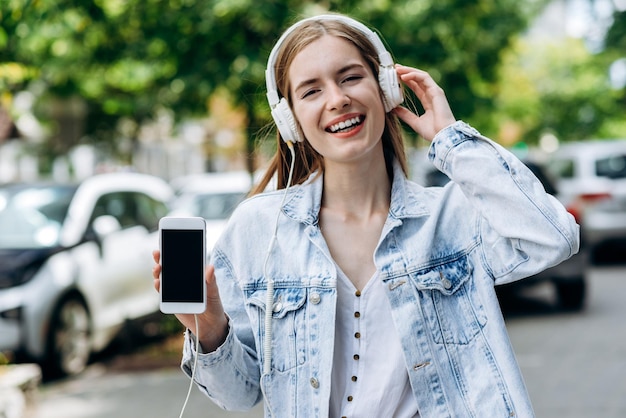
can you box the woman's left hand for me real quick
[392,64,456,142]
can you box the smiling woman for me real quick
[153,12,580,418]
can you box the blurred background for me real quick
[1,0,626,417]
[2,0,626,181]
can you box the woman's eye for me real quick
[343,75,363,84]
[301,89,318,99]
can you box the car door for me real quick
[85,191,159,329]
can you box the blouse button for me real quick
[310,292,321,304]
[310,377,319,389]
[355,290,361,297]
[354,311,360,318]
[354,332,361,339]
[351,375,357,382]
[347,396,354,402]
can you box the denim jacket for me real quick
[181,121,579,418]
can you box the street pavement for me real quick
[32,265,626,418]
[505,265,626,418]
[33,364,264,418]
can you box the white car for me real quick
[168,171,252,252]
[545,139,626,263]
[0,172,173,376]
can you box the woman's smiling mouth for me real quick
[327,115,364,133]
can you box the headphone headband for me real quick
[265,14,403,143]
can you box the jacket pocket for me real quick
[410,256,487,345]
[246,286,307,372]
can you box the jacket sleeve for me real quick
[428,121,580,285]
[180,248,263,411]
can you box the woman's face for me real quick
[288,35,386,167]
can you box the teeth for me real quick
[330,116,361,133]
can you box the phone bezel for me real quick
[159,216,207,314]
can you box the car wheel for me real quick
[46,298,91,377]
[555,278,586,311]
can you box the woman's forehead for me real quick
[288,36,365,79]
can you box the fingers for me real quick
[393,64,456,141]
[395,64,444,109]
[152,250,161,291]
[392,106,420,130]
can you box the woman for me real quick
[153,13,579,418]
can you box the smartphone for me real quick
[159,216,207,314]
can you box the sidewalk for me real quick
[0,363,42,418]
[35,364,264,418]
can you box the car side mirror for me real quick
[92,215,122,238]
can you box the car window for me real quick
[135,192,169,231]
[91,192,138,229]
[0,185,76,248]
[596,154,626,179]
[547,158,575,179]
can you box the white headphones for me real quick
[265,14,404,143]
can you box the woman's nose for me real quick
[326,84,351,110]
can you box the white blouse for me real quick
[329,266,420,418]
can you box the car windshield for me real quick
[596,154,626,179]
[0,184,77,249]
[193,192,246,220]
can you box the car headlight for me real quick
[0,306,22,320]
[0,265,40,290]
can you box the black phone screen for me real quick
[161,229,204,303]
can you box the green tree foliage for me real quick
[604,9,626,117]
[1,0,548,166]
[494,36,622,144]
[605,10,626,52]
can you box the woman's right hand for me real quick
[152,250,229,352]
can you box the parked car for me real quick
[410,149,587,311]
[168,171,252,252]
[544,139,626,264]
[0,172,173,376]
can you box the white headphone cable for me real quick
[179,313,200,418]
[260,141,296,418]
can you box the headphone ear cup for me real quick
[378,66,404,113]
[271,98,302,143]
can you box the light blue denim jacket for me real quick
[181,121,579,418]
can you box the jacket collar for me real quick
[281,159,430,226]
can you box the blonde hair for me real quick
[251,16,408,195]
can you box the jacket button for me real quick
[272,302,283,313]
[310,377,319,389]
[310,292,321,304]
[440,273,452,289]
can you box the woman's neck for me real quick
[321,157,391,219]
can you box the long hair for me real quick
[251,16,408,195]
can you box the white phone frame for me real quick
[159,216,207,314]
